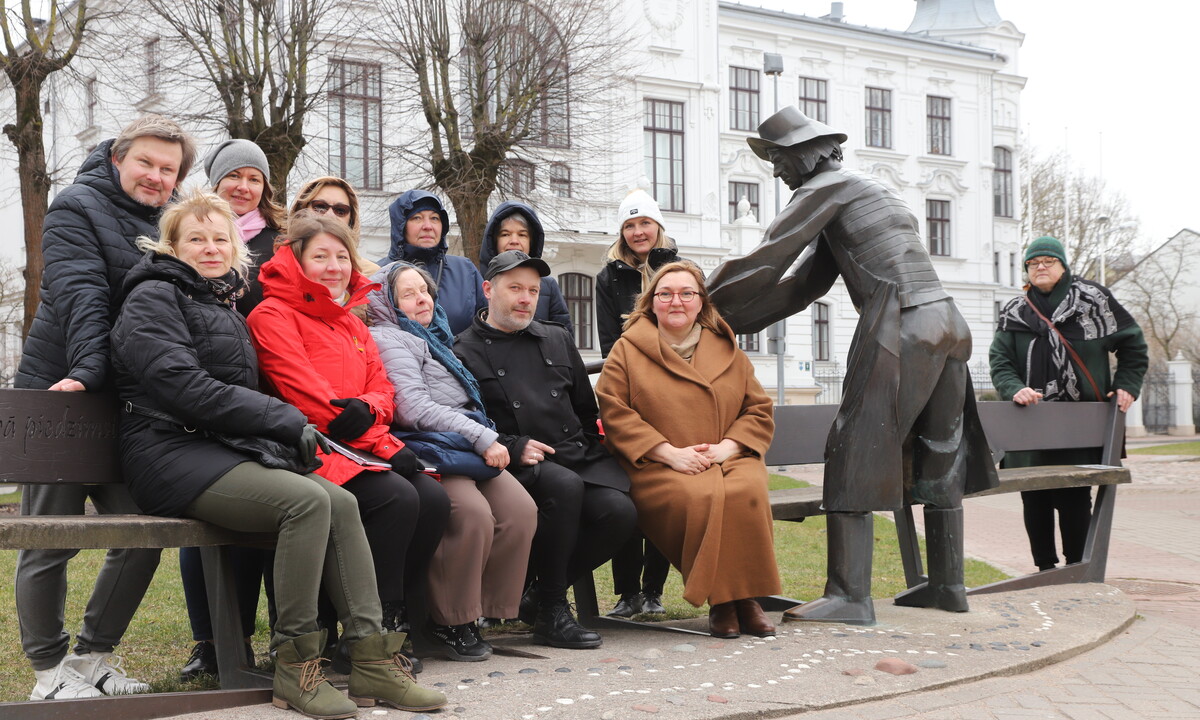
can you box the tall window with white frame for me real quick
[993,147,1014,217]
[798,77,828,123]
[328,60,384,191]
[85,77,97,128]
[644,99,685,212]
[812,302,830,361]
[145,38,160,96]
[728,181,760,223]
[927,96,952,155]
[926,199,951,256]
[560,273,593,350]
[729,67,760,132]
[865,87,892,149]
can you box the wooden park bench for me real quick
[0,388,275,720]
[574,396,1130,631]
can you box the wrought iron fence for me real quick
[1140,369,1173,434]
[810,360,997,406]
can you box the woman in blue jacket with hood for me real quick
[383,190,486,335]
[480,202,572,333]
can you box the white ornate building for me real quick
[0,0,1028,399]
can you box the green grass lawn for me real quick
[0,475,1007,702]
[1129,441,1200,456]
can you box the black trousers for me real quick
[1020,486,1092,569]
[180,545,275,641]
[610,532,671,596]
[514,456,638,605]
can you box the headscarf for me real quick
[393,291,486,413]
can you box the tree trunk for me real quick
[448,190,490,268]
[2,72,52,341]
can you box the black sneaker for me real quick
[640,592,666,614]
[533,602,602,649]
[467,622,494,654]
[426,622,492,662]
[179,641,217,682]
[607,593,642,618]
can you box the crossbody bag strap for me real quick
[1024,298,1104,401]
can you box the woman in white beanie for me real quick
[594,188,683,619]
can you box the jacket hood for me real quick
[480,201,545,266]
[366,262,408,329]
[258,244,379,320]
[83,139,167,224]
[120,251,211,301]
[386,190,450,263]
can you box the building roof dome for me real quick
[907,0,1003,33]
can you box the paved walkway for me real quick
[159,443,1200,720]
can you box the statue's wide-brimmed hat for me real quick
[747,105,848,161]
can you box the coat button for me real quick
[562,424,569,433]
[485,339,492,345]
[512,400,521,409]
[576,441,583,447]
[545,358,552,365]
[498,369,506,377]
[550,389,558,397]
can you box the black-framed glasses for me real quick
[654,290,699,303]
[309,200,352,218]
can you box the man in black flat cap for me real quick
[708,106,998,624]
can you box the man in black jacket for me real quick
[455,251,637,649]
[15,115,197,700]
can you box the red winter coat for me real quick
[248,246,401,485]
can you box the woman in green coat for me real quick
[989,236,1148,571]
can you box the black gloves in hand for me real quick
[389,447,423,478]
[297,424,331,464]
[327,398,375,441]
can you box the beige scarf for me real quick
[666,324,702,362]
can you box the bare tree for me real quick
[1113,230,1200,364]
[376,0,630,263]
[142,0,342,199]
[1,0,88,338]
[1020,146,1140,283]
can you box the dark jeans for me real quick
[1020,487,1092,569]
[179,546,276,642]
[514,456,638,605]
[611,532,671,596]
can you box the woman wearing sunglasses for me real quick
[290,176,379,276]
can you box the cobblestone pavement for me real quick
[790,447,1200,719]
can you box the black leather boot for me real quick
[179,640,217,681]
[533,601,602,649]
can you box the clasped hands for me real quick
[647,438,742,475]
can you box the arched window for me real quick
[560,272,593,350]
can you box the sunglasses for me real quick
[309,200,352,219]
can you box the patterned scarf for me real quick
[205,269,248,307]
[395,302,486,413]
[996,275,1135,401]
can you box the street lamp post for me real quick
[1094,216,1137,285]
[763,52,785,405]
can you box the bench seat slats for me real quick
[0,515,274,551]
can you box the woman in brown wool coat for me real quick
[595,261,781,638]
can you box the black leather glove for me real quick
[389,447,423,478]
[327,398,375,441]
[297,424,331,464]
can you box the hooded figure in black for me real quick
[480,202,572,334]
[382,190,486,335]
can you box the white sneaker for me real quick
[63,651,151,695]
[29,660,104,700]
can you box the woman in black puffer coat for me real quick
[110,190,446,717]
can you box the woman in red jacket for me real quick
[248,211,449,663]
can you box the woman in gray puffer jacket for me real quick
[367,262,536,663]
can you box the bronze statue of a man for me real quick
[708,106,998,624]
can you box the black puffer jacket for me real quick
[110,252,308,517]
[16,140,165,390]
[234,226,281,317]
[594,245,680,357]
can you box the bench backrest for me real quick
[0,389,122,485]
[764,400,1124,467]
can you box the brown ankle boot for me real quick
[708,602,740,638]
[735,598,776,637]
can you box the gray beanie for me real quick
[204,138,270,187]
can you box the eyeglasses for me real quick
[654,290,699,303]
[309,200,352,218]
[1025,258,1060,270]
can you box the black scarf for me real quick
[996,275,1135,401]
[204,270,248,307]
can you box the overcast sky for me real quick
[754,0,1196,247]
